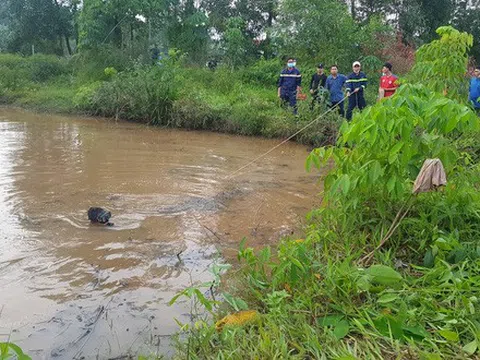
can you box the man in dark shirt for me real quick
[310,63,328,110]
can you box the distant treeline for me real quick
[0,0,479,68]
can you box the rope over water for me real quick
[227,94,350,180]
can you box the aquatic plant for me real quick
[0,342,31,360]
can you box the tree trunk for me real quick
[65,34,72,55]
[130,24,134,51]
[113,17,123,48]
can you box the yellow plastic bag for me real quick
[215,310,260,332]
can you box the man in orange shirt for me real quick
[378,62,398,100]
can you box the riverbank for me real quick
[0,53,384,147]
[168,27,480,360]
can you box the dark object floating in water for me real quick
[88,207,114,226]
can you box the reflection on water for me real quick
[0,108,319,359]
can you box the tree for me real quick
[356,0,395,21]
[452,0,480,61]
[409,26,474,101]
[165,0,209,63]
[0,1,12,52]
[396,0,427,44]
[203,0,278,60]
[418,0,455,42]
[222,17,249,68]
[5,0,75,55]
[273,0,389,69]
[78,0,142,49]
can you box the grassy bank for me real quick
[0,52,384,147]
[165,27,480,360]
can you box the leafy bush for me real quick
[239,58,282,87]
[0,54,67,83]
[90,65,179,124]
[409,26,473,101]
[69,46,139,82]
[73,82,102,110]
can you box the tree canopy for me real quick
[0,0,479,64]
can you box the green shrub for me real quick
[409,26,473,102]
[103,66,118,78]
[28,55,67,82]
[0,54,67,83]
[239,58,282,87]
[73,82,102,110]
[69,46,138,82]
[90,65,179,123]
[0,64,30,91]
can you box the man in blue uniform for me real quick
[469,66,480,114]
[278,58,302,115]
[346,61,368,121]
[325,65,348,117]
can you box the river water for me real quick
[0,108,319,359]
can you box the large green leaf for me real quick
[377,292,398,304]
[365,265,403,286]
[438,329,459,342]
[463,340,478,355]
[317,315,344,327]
[369,161,382,183]
[388,141,404,164]
[403,325,430,340]
[333,320,350,340]
[373,315,404,339]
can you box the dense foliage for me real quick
[1,0,479,64]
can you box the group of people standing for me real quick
[278,58,480,118]
[278,58,398,119]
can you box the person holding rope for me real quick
[325,65,348,117]
[346,61,368,121]
[278,57,302,115]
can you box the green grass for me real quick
[13,83,78,113]
[169,229,480,359]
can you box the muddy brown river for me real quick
[0,108,320,359]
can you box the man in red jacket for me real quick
[378,62,399,100]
